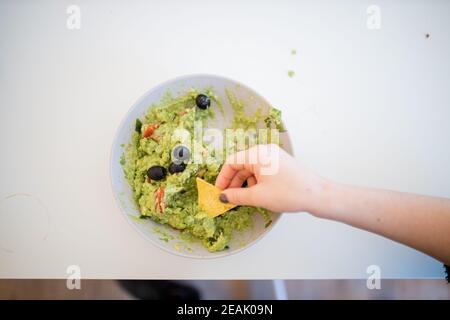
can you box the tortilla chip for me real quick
[196,178,237,218]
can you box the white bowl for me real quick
[110,74,293,258]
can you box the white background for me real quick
[1,0,449,278]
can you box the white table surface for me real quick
[1,0,449,279]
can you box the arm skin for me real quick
[313,181,450,265]
[217,145,450,265]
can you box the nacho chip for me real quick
[196,178,237,218]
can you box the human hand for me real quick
[216,145,450,265]
[215,144,328,213]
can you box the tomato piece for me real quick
[154,186,165,214]
[143,123,160,138]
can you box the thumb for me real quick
[220,186,260,207]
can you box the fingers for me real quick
[215,164,249,190]
[229,170,254,188]
[215,149,255,189]
[215,163,238,190]
[220,185,261,207]
[247,176,257,187]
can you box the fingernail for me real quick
[219,193,228,203]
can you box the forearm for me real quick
[312,181,450,265]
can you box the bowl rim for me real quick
[109,73,291,259]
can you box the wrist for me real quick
[306,178,338,218]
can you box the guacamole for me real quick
[120,88,283,252]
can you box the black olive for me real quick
[195,94,211,110]
[169,162,186,174]
[147,166,167,180]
